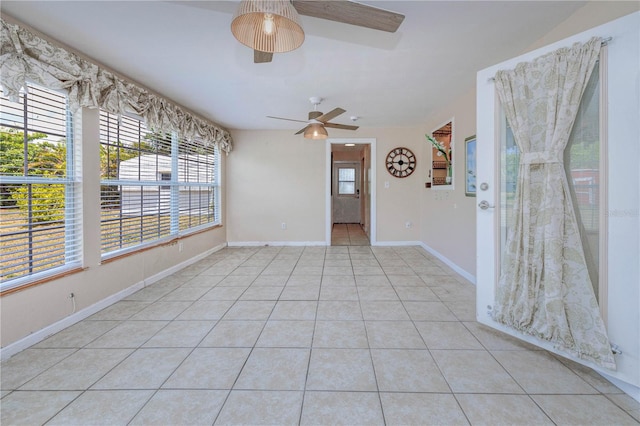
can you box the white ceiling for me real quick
[2,1,586,133]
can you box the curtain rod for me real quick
[487,37,611,82]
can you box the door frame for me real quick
[325,138,376,245]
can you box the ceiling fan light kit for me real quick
[269,97,360,139]
[303,121,329,140]
[231,0,304,54]
[231,1,404,63]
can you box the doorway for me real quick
[331,224,370,246]
[472,23,640,388]
[332,161,361,224]
[325,138,376,246]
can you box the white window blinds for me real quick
[0,84,81,287]
[99,110,220,256]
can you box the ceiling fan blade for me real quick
[295,126,309,135]
[292,1,405,33]
[317,108,346,123]
[267,116,309,123]
[323,122,359,131]
[254,50,273,63]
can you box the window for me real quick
[158,172,171,190]
[0,84,80,288]
[566,63,601,298]
[99,110,220,256]
[338,168,356,195]
[175,136,220,232]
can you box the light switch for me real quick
[384,181,390,189]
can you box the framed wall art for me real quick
[429,118,454,189]
[465,135,477,196]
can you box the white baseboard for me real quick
[372,240,423,247]
[601,372,640,403]
[0,243,227,361]
[0,282,143,361]
[419,242,476,284]
[227,241,327,247]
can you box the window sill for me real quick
[1,224,223,296]
[101,224,223,264]
[0,266,86,297]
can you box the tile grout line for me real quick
[129,248,262,425]
[378,246,471,425]
[353,246,388,426]
[211,246,289,425]
[298,246,326,426]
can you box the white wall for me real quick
[362,144,372,236]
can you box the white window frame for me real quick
[337,166,356,196]
[99,110,220,258]
[0,83,81,290]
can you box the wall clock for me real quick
[386,147,416,178]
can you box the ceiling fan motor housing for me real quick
[309,111,323,120]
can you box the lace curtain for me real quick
[493,37,616,369]
[0,18,232,153]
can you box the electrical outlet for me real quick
[405,221,412,229]
[178,242,184,252]
[281,222,287,230]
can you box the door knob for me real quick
[478,200,495,210]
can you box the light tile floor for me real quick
[1,245,639,425]
[331,223,370,246]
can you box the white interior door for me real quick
[332,161,361,223]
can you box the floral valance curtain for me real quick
[492,37,616,369]
[0,18,232,153]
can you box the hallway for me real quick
[331,223,370,246]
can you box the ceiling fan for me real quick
[231,0,405,63]
[268,97,359,139]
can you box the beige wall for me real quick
[421,91,478,278]
[225,130,326,244]
[227,127,427,245]
[0,227,226,347]
[528,1,640,50]
[226,121,475,276]
[367,127,425,243]
[333,151,362,162]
